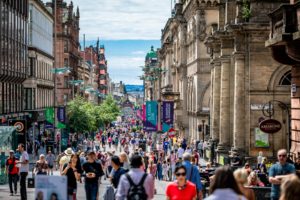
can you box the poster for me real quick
[144,101,158,131]
[255,128,269,147]
[161,101,174,132]
[35,175,67,200]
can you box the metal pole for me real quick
[53,0,60,154]
[202,120,205,141]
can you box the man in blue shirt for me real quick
[163,139,169,154]
[269,149,296,200]
[182,152,203,200]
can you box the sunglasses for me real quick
[278,154,287,157]
[176,172,186,177]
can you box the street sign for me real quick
[259,119,282,134]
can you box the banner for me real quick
[161,101,174,132]
[255,128,269,147]
[144,101,158,131]
[45,107,54,124]
[142,104,146,121]
[57,107,66,123]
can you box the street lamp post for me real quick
[202,119,205,142]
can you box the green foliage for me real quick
[66,95,120,133]
[242,0,251,21]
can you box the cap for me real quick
[9,150,14,153]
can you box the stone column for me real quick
[212,62,221,141]
[219,57,231,148]
[233,53,245,150]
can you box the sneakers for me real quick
[10,193,13,196]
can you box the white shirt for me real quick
[19,151,29,172]
[177,148,184,158]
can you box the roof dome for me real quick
[145,46,157,60]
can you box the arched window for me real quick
[279,71,291,85]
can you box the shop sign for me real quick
[259,119,282,134]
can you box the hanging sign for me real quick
[259,119,282,134]
[144,101,158,131]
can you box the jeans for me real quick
[85,182,99,200]
[8,174,18,193]
[20,172,28,200]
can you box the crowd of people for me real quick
[4,121,300,200]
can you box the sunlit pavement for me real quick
[0,144,172,199]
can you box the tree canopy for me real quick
[66,95,120,133]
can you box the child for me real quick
[162,160,169,181]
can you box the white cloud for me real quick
[63,0,171,40]
[131,50,146,55]
[107,56,144,84]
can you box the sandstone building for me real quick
[156,0,292,163]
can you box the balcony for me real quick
[266,2,300,65]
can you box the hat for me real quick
[9,150,14,153]
[64,148,73,156]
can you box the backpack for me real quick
[126,173,148,200]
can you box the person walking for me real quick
[116,154,155,200]
[166,165,197,200]
[269,149,296,200]
[61,154,81,200]
[182,153,203,200]
[17,143,29,200]
[6,150,19,196]
[46,151,55,175]
[83,151,104,200]
[34,154,48,175]
[110,156,126,189]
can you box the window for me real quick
[279,71,291,86]
[64,40,68,53]
[29,57,35,77]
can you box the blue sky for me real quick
[83,40,161,84]
[60,0,172,84]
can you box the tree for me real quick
[66,95,120,133]
[66,96,96,133]
[98,95,120,127]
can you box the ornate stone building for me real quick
[159,0,218,140]
[206,0,290,162]
[46,0,80,106]
[266,0,300,159]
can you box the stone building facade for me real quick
[158,0,218,140]
[206,0,290,162]
[156,0,292,162]
[266,0,300,159]
[46,0,80,106]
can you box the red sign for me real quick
[259,119,282,134]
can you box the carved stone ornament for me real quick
[199,9,207,41]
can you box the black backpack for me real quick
[126,173,148,200]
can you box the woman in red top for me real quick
[166,165,197,200]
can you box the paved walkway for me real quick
[0,144,206,199]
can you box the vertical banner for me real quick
[45,107,54,124]
[57,107,66,123]
[161,101,174,132]
[142,104,146,121]
[144,101,158,131]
